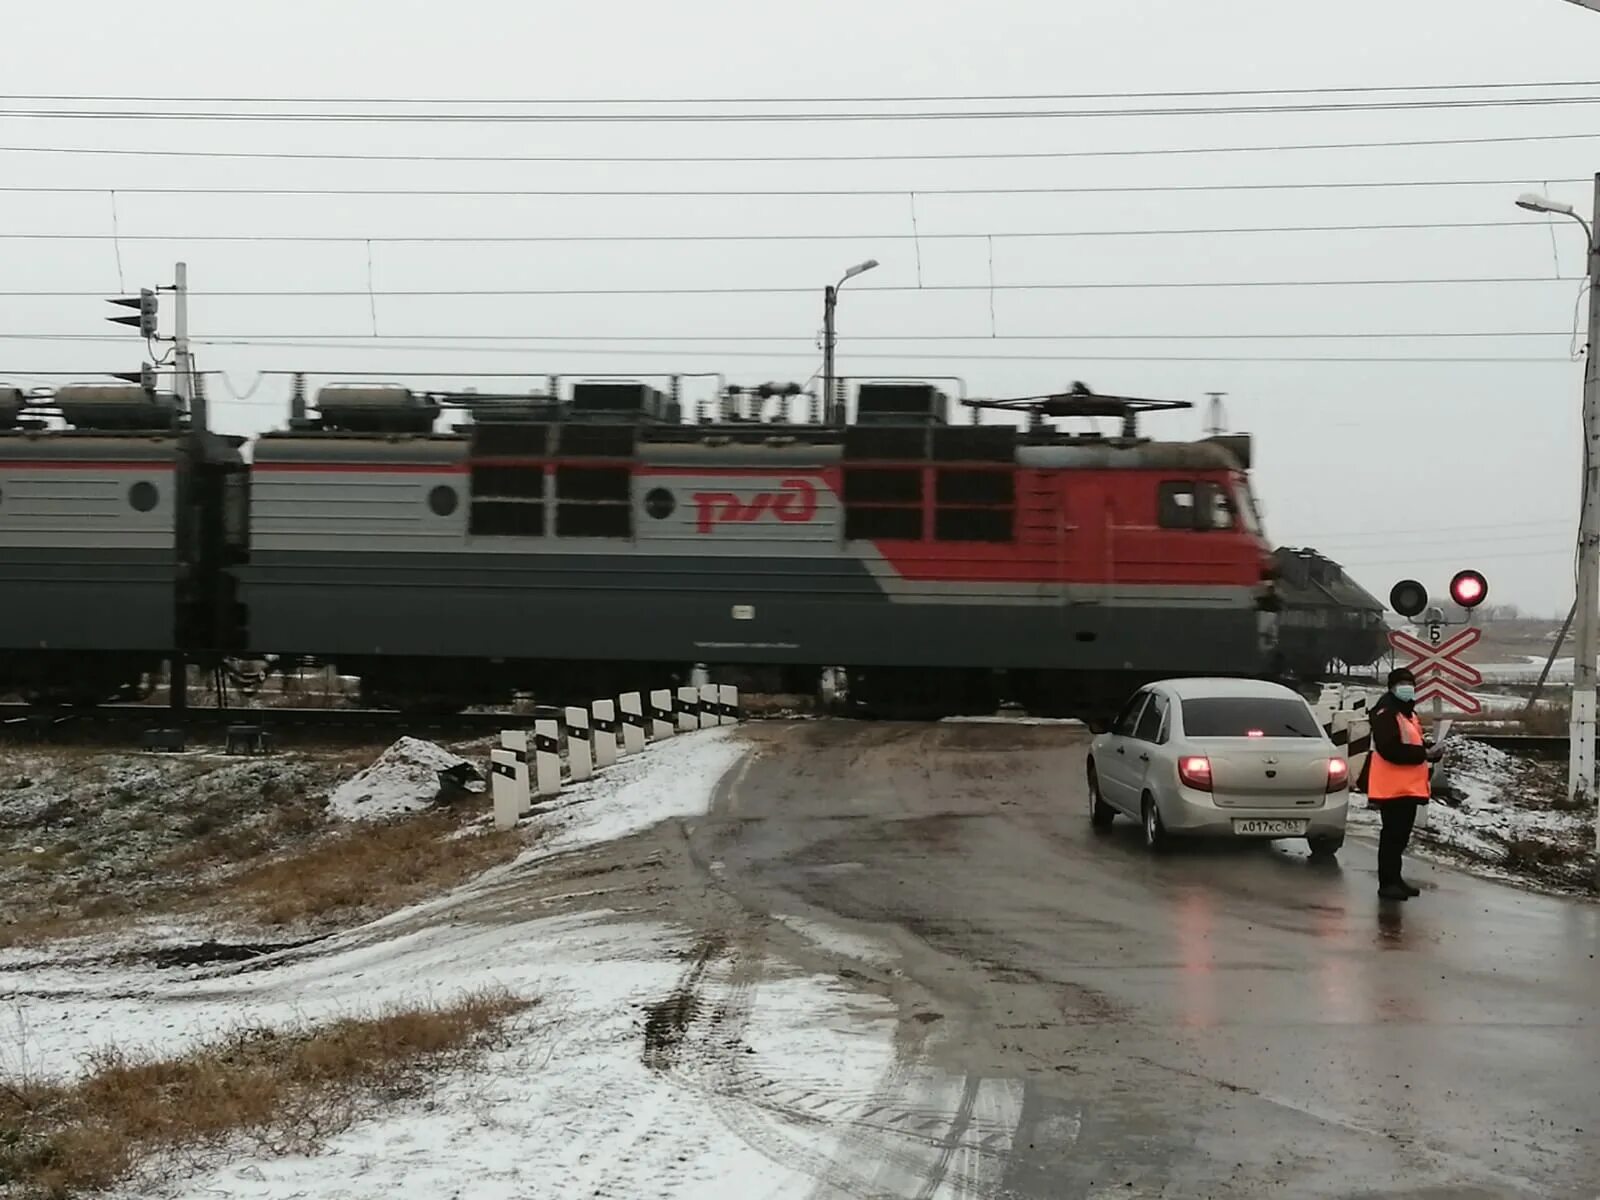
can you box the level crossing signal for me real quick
[1385,568,1489,713]
[106,288,158,338]
[1389,578,1428,618]
[1449,569,1488,610]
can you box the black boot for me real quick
[1399,879,1422,897]
[1377,882,1411,901]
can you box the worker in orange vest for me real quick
[1366,667,1445,900]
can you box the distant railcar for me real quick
[1271,546,1389,682]
[0,385,246,703]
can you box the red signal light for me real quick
[1178,755,1213,791]
[1449,569,1488,610]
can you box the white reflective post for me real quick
[533,719,562,797]
[490,747,520,830]
[650,688,675,740]
[620,692,647,755]
[564,705,593,781]
[593,699,619,768]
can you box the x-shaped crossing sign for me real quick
[1388,626,1483,713]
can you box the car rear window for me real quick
[1180,697,1320,738]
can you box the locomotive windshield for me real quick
[1233,479,1265,537]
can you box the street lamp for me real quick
[1515,180,1600,862]
[822,259,879,424]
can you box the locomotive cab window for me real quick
[1158,481,1236,531]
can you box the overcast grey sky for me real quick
[5,0,1600,615]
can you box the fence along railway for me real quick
[0,371,1387,723]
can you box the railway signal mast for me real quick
[103,263,199,428]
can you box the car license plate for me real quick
[1232,818,1308,836]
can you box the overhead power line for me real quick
[0,130,1595,164]
[0,177,1580,198]
[0,220,1553,245]
[0,277,1583,299]
[0,330,1572,345]
[3,79,1597,104]
[4,96,1600,123]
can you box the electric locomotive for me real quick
[0,384,246,703]
[234,377,1281,718]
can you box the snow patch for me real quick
[326,737,465,821]
[1349,737,1594,892]
[518,726,748,859]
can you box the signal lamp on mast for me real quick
[1389,578,1428,619]
[1449,569,1488,610]
[106,288,158,338]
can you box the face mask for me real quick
[1394,685,1416,703]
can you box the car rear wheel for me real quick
[1088,766,1116,830]
[1141,795,1168,852]
[1307,832,1345,857]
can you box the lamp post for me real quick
[821,259,879,424]
[1516,180,1600,866]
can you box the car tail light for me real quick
[1178,756,1212,791]
[1326,757,1350,792]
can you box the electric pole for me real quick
[1575,175,1600,871]
[173,261,204,431]
[822,284,837,424]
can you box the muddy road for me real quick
[408,719,1598,1197]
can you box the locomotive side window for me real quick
[844,467,923,541]
[1157,482,1198,528]
[1158,481,1235,531]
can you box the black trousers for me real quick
[1376,799,1422,885]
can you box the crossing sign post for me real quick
[1387,626,1483,714]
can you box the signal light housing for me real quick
[1389,578,1428,618]
[106,289,158,338]
[1326,757,1350,792]
[1449,569,1488,610]
[1178,755,1213,791]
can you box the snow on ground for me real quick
[325,736,469,821]
[1347,737,1595,893]
[1,728,752,1077]
[4,725,1021,1199]
[518,724,748,858]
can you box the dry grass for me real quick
[0,988,533,1199]
[1517,702,1571,736]
[200,812,521,930]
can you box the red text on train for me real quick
[692,478,819,534]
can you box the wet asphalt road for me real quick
[690,720,1600,1199]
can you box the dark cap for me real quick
[1387,667,1416,688]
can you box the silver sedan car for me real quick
[1087,677,1349,855]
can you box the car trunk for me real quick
[1193,739,1331,809]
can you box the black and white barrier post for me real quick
[491,748,521,831]
[533,718,562,797]
[495,682,742,825]
[675,685,701,733]
[620,692,647,755]
[592,699,619,769]
[564,705,593,781]
[500,730,531,811]
[649,688,676,740]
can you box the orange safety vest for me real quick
[1368,710,1430,801]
